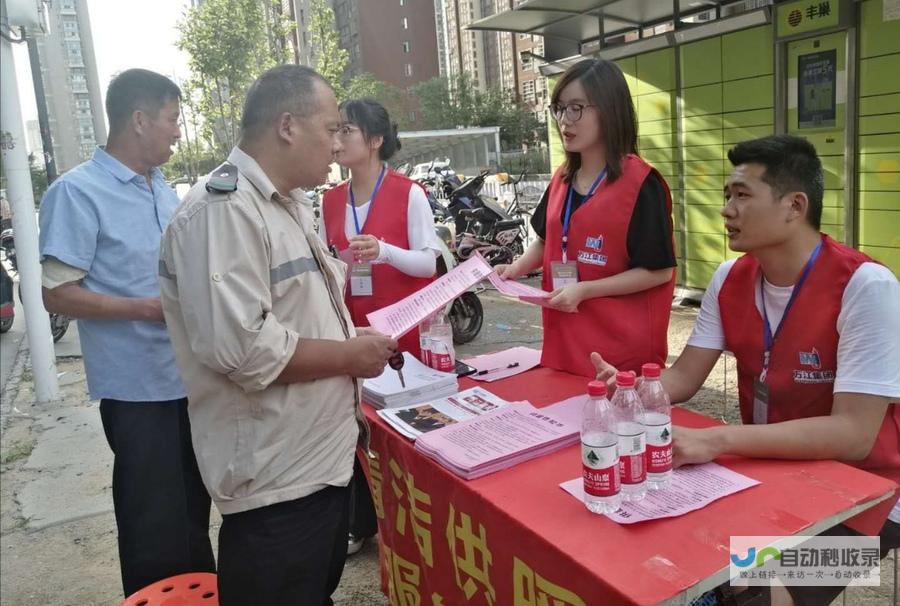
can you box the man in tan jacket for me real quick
[159,65,397,605]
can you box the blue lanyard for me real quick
[562,167,607,262]
[759,240,823,379]
[349,165,387,235]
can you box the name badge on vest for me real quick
[350,262,373,296]
[753,378,769,424]
[551,261,578,291]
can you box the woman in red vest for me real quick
[497,59,676,378]
[321,98,440,360]
[321,98,440,556]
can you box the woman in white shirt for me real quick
[320,97,441,555]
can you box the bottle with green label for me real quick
[582,380,621,514]
[638,363,672,490]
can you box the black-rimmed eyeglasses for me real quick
[549,102,596,123]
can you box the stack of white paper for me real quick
[377,387,512,440]
[414,401,580,480]
[362,352,458,409]
[559,463,760,524]
[462,347,542,382]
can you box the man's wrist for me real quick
[338,339,355,375]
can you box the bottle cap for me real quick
[641,363,661,378]
[587,380,607,397]
[615,371,636,387]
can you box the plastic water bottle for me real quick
[429,311,455,373]
[418,313,433,367]
[581,380,621,514]
[610,371,647,502]
[638,363,673,490]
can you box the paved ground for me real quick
[0,280,894,605]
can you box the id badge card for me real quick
[551,261,578,291]
[350,262,373,296]
[752,378,769,425]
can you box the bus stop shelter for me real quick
[395,127,502,176]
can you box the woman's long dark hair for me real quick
[550,59,637,183]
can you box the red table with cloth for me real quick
[360,367,898,606]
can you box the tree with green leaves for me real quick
[411,74,545,150]
[343,73,415,130]
[28,153,48,201]
[176,0,294,157]
[308,0,349,99]
[0,153,47,203]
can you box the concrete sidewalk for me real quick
[0,292,894,605]
[0,326,387,605]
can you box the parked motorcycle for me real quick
[444,172,526,267]
[419,161,461,206]
[434,224,484,345]
[0,228,71,342]
[0,263,13,334]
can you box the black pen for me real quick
[475,362,520,376]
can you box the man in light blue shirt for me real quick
[39,69,214,597]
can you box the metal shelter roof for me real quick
[394,127,501,165]
[469,1,774,73]
[469,0,732,43]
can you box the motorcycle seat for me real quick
[494,218,524,231]
[458,208,487,220]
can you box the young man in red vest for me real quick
[593,135,899,606]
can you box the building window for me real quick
[402,41,411,53]
[402,16,408,29]
[522,80,536,102]
[400,0,406,5]
[409,110,417,122]
[520,51,532,72]
[404,63,413,77]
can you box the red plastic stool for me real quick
[120,572,218,606]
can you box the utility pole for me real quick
[1,1,60,403]
[25,32,57,184]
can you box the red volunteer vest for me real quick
[322,171,435,358]
[541,154,676,377]
[720,235,900,529]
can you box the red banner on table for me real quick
[361,368,897,606]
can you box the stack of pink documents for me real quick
[486,273,552,306]
[413,396,583,480]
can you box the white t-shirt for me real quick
[318,183,441,277]
[688,259,900,523]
